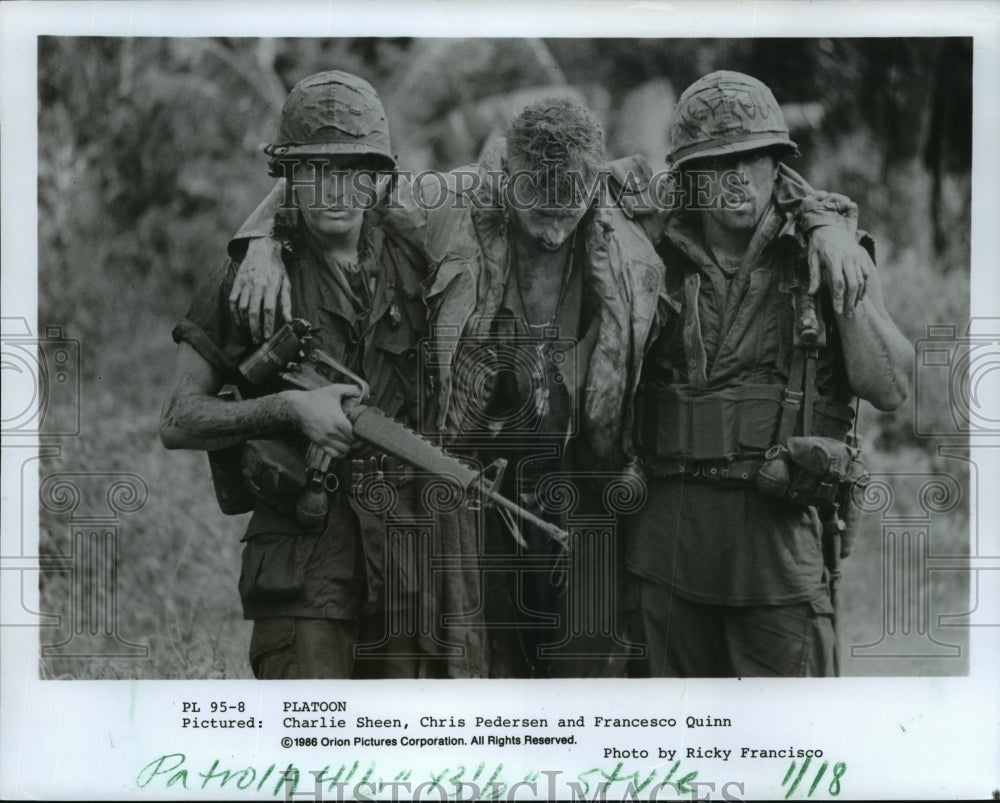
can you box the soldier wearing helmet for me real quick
[264,70,395,174]
[220,80,876,678]
[160,71,486,679]
[622,71,912,677]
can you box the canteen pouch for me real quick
[756,435,868,508]
[241,439,311,516]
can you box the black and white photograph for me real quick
[2,1,998,800]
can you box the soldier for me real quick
[226,92,869,678]
[160,71,485,679]
[226,98,665,678]
[414,100,664,678]
[624,71,912,677]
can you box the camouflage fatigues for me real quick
[622,201,861,677]
[177,214,486,678]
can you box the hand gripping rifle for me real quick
[238,319,569,550]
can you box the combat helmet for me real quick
[667,70,799,169]
[264,70,395,176]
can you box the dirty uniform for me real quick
[230,141,665,679]
[228,143,852,680]
[466,210,646,678]
[174,216,444,678]
[624,203,855,677]
[410,143,662,678]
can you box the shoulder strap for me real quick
[778,259,826,442]
[778,342,806,443]
[802,338,818,436]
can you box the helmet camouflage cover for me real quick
[667,70,799,169]
[264,70,395,175]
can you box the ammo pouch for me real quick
[640,384,854,463]
[206,385,311,517]
[755,279,869,516]
[757,436,868,508]
[208,445,254,514]
[207,385,254,515]
[241,439,310,516]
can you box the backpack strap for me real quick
[777,340,806,443]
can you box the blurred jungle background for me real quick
[32,37,974,678]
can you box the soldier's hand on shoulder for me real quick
[285,384,361,460]
[229,237,291,342]
[806,225,873,318]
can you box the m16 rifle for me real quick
[237,319,569,549]
[789,267,868,675]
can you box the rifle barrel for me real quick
[280,358,571,550]
[484,490,569,548]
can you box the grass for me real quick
[38,299,253,679]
